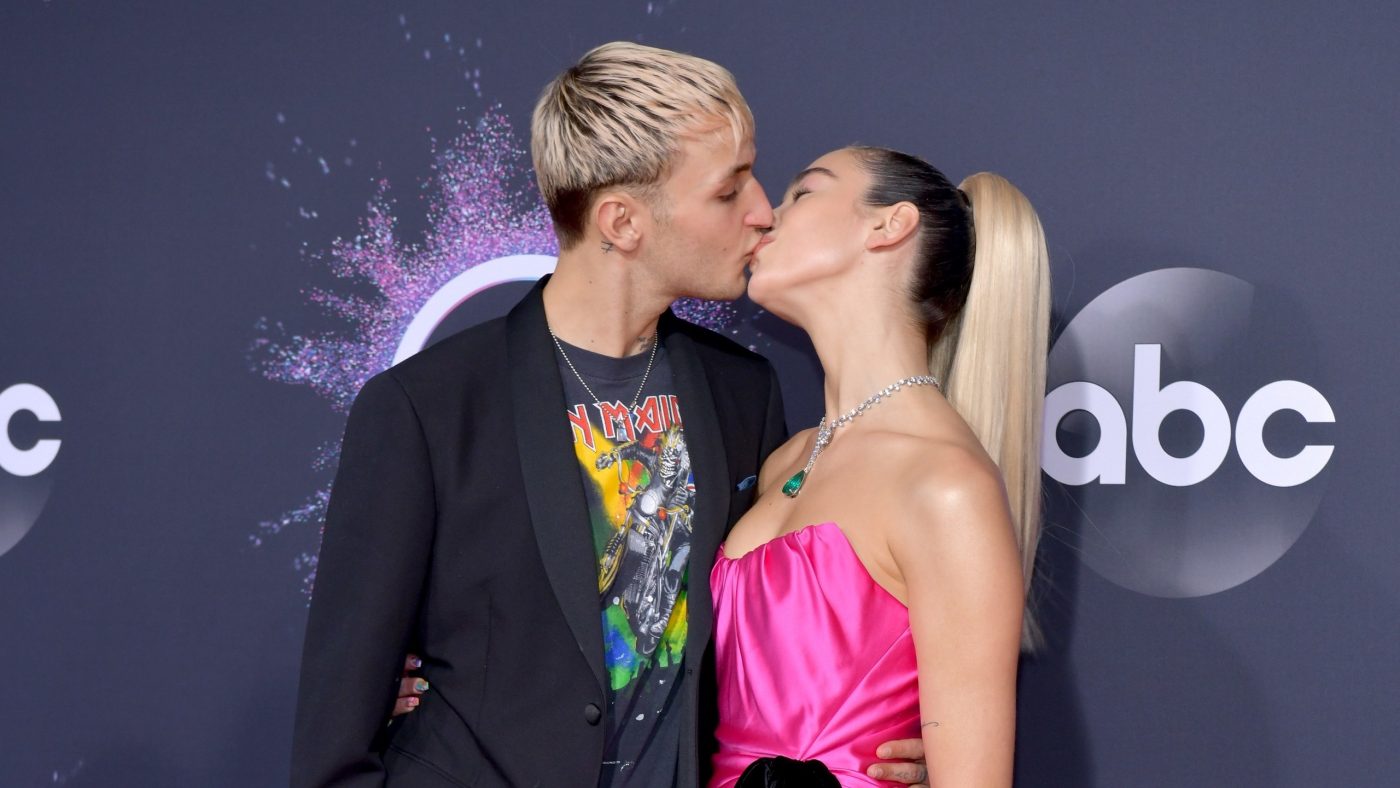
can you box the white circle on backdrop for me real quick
[393,254,557,364]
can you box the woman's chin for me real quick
[744,268,774,308]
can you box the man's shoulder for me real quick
[362,316,510,410]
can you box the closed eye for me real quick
[790,187,811,203]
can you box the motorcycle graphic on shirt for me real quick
[567,395,693,688]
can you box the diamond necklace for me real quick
[782,375,942,498]
[549,328,659,410]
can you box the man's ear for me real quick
[865,201,920,252]
[594,191,645,253]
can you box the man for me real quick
[292,42,928,787]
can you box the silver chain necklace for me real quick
[782,375,942,498]
[549,328,659,411]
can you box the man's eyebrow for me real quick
[787,166,836,192]
[713,162,753,189]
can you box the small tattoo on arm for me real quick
[921,720,939,728]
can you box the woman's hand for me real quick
[391,654,929,784]
[392,654,427,716]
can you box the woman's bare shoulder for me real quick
[859,430,1012,553]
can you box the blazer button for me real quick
[584,703,602,725]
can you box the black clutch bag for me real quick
[734,755,841,787]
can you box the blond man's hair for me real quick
[531,42,755,248]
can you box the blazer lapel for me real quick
[507,278,607,692]
[661,313,731,661]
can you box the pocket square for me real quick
[736,475,757,491]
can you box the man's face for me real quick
[644,128,773,302]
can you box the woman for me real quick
[397,146,1049,787]
[710,146,1049,787]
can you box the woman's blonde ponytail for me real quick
[933,172,1050,649]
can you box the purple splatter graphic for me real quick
[250,107,556,592]
[252,107,556,414]
[672,297,737,329]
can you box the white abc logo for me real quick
[0,383,62,477]
[1042,268,1333,598]
[1044,344,1335,488]
[1,382,61,559]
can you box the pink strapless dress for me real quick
[708,522,920,788]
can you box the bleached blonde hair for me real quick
[531,41,755,248]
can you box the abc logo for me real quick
[0,383,62,558]
[1042,268,1333,598]
[1044,344,1333,488]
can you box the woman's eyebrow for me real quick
[786,166,836,193]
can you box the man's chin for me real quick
[676,272,746,303]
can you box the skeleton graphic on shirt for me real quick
[596,425,693,656]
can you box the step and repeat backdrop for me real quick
[3,1,1397,785]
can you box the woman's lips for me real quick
[750,234,774,261]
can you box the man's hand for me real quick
[868,737,928,786]
[392,654,427,717]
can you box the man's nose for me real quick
[745,180,775,228]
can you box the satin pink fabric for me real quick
[708,522,920,788]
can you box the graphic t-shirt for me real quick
[555,338,693,788]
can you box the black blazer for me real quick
[291,279,787,787]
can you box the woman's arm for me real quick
[889,447,1024,787]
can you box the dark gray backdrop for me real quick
[2,1,1396,785]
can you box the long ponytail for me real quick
[933,173,1050,650]
[851,148,1050,651]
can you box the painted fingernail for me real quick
[410,657,422,669]
[414,679,430,693]
[406,697,419,708]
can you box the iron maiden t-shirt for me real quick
[554,337,693,787]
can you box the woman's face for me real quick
[746,149,875,320]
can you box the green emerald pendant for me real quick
[781,469,807,498]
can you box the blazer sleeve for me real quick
[757,363,789,464]
[291,370,437,787]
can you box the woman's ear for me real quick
[866,201,920,251]
[594,191,644,253]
